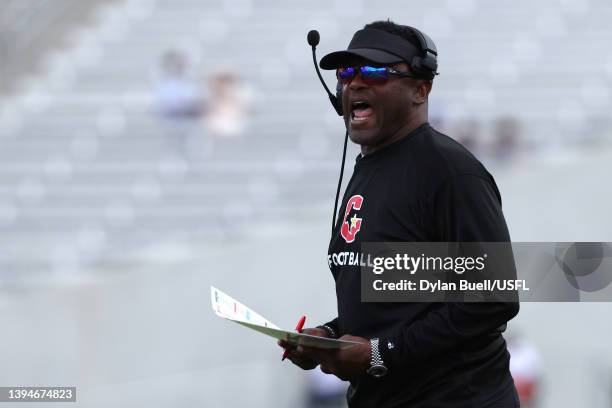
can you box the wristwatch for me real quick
[366,338,388,378]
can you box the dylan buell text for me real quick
[372,279,530,292]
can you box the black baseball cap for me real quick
[319,28,421,70]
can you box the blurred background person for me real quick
[508,333,543,408]
[204,68,252,139]
[492,116,522,163]
[152,49,204,119]
[152,49,205,157]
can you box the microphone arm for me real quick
[306,30,349,235]
[308,31,343,116]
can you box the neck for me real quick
[361,111,428,156]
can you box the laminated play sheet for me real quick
[211,286,359,350]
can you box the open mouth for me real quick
[350,101,374,122]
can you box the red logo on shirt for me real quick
[341,195,363,243]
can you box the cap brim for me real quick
[319,48,404,70]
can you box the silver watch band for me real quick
[367,338,388,378]
[370,338,384,366]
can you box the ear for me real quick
[412,80,432,104]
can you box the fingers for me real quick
[301,327,328,337]
[277,339,342,374]
[299,345,336,362]
[320,363,333,374]
[319,363,348,381]
[277,340,329,361]
[320,364,351,382]
[286,351,318,370]
[277,339,293,349]
[279,340,318,369]
[279,341,350,380]
[291,357,318,370]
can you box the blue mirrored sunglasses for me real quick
[336,65,415,85]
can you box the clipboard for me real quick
[211,286,359,350]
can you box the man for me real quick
[153,50,203,118]
[279,21,520,407]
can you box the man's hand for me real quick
[278,327,329,370]
[279,330,372,382]
[300,335,371,382]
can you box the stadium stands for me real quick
[1,0,612,283]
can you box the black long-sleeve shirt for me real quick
[325,123,520,408]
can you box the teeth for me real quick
[351,102,370,117]
[351,112,369,121]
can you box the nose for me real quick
[348,69,369,90]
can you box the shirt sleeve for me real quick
[320,317,340,338]
[379,174,519,369]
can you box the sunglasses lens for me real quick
[336,66,390,85]
[360,66,389,84]
[337,67,356,84]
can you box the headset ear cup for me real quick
[422,55,438,73]
[407,26,439,79]
[411,55,437,79]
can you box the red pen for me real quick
[282,315,306,361]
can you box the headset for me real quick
[308,26,438,117]
[307,26,438,234]
[407,28,438,80]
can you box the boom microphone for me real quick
[307,30,320,47]
[307,29,349,236]
[307,30,342,116]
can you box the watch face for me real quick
[367,364,388,378]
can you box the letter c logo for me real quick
[341,195,364,243]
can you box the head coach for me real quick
[279,20,520,408]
